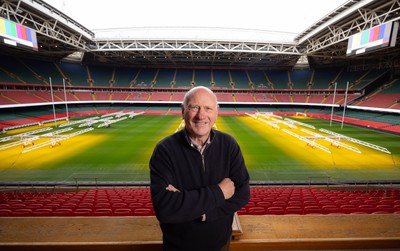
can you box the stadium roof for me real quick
[0,0,399,69]
[47,1,345,32]
[43,0,348,42]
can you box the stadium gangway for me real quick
[300,129,361,154]
[22,127,94,154]
[284,118,316,129]
[282,129,331,154]
[319,128,391,154]
[0,127,53,143]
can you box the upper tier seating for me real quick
[290,69,312,89]
[212,69,231,88]
[266,70,289,89]
[113,67,139,87]
[88,65,114,87]
[1,56,399,116]
[134,68,157,87]
[155,69,175,88]
[57,62,90,86]
[312,68,340,89]
[194,69,211,87]
[230,70,250,89]
[174,69,193,87]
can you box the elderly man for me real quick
[150,86,250,251]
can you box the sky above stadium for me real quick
[44,0,348,35]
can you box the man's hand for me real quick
[218,178,235,200]
[166,184,180,192]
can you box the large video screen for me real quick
[346,21,398,56]
[0,17,38,51]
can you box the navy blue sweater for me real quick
[150,129,250,251]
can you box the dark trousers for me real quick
[219,236,231,251]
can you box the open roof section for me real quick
[0,0,399,69]
[93,27,297,44]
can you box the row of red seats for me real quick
[244,187,400,215]
[0,188,154,217]
[239,203,400,215]
[1,187,399,216]
[0,207,153,217]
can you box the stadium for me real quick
[0,0,400,250]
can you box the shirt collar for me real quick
[183,128,214,150]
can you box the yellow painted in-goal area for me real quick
[238,116,396,170]
[0,133,107,170]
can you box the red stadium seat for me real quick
[10,209,32,216]
[26,203,44,210]
[133,208,152,216]
[72,208,93,216]
[43,203,60,210]
[128,202,144,210]
[77,202,93,209]
[31,209,52,216]
[93,208,113,216]
[340,205,358,214]
[322,205,340,214]
[256,201,271,207]
[285,206,303,215]
[266,206,284,215]
[358,205,375,214]
[371,211,391,214]
[303,206,323,215]
[0,204,10,209]
[94,202,111,209]
[52,209,73,216]
[111,202,128,209]
[0,209,11,216]
[236,208,247,215]
[375,205,394,213]
[247,207,266,215]
[113,208,132,216]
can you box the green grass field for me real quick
[1,114,400,183]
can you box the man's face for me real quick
[182,89,218,141]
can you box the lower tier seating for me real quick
[0,187,399,217]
